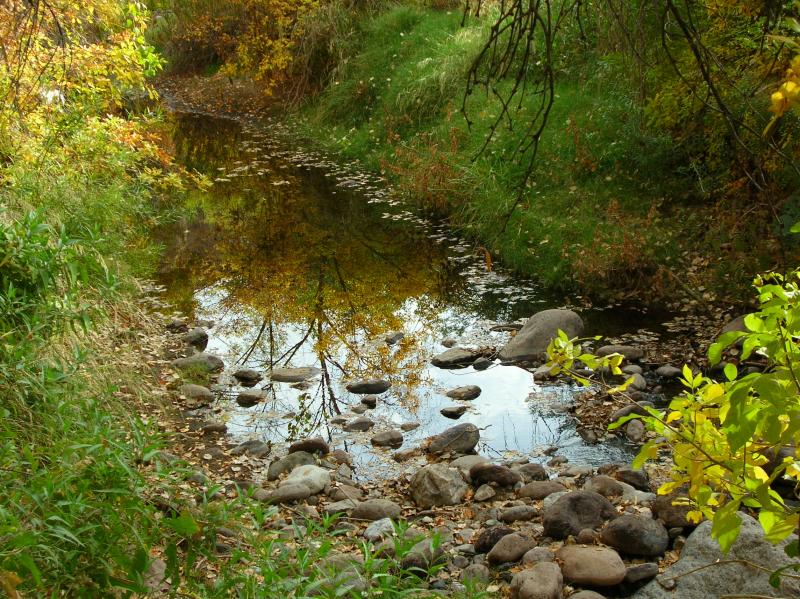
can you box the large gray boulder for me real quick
[499,309,584,362]
[631,513,800,598]
[410,464,468,508]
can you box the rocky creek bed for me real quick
[142,93,798,597]
[144,306,799,599]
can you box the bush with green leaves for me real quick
[546,265,800,574]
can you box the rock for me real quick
[631,513,800,598]
[609,401,654,423]
[487,532,536,564]
[166,317,188,333]
[600,514,669,557]
[570,592,607,599]
[233,368,262,384]
[623,364,643,375]
[499,505,537,523]
[351,499,402,521]
[522,547,555,565]
[360,395,377,408]
[474,526,515,554]
[583,475,624,498]
[230,439,271,458]
[557,545,626,586]
[267,451,316,480]
[510,562,562,599]
[363,518,395,542]
[200,421,227,435]
[460,563,491,583]
[259,483,312,503]
[270,366,320,383]
[577,528,598,544]
[613,467,650,491]
[171,353,224,374]
[655,365,682,379]
[518,480,566,500]
[344,417,375,432]
[629,373,648,391]
[472,357,492,371]
[516,462,547,482]
[498,309,584,362]
[431,348,480,368]
[441,405,467,419]
[626,419,646,442]
[426,423,480,455]
[328,484,363,502]
[322,499,358,515]
[328,449,352,465]
[236,389,266,407]
[446,385,482,401]
[330,415,348,425]
[597,345,645,361]
[351,404,368,414]
[371,430,403,448]
[283,465,330,495]
[470,463,522,487]
[393,448,419,462]
[652,492,694,528]
[289,437,330,455]
[543,491,618,539]
[473,484,496,501]
[410,464,468,508]
[450,455,489,480]
[400,422,420,432]
[401,537,444,573]
[543,491,569,511]
[181,327,209,349]
[179,383,214,405]
[346,379,391,394]
[384,331,404,345]
[625,562,659,584]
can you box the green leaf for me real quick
[790,221,800,234]
[632,440,658,470]
[723,363,738,382]
[164,510,200,537]
[759,511,798,544]
[711,502,742,554]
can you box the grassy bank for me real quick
[293,4,795,306]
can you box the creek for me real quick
[157,111,667,479]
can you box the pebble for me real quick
[474,484,496,502]
[371,430,403,448]
[441,405,467,419]
[556,545,626,586]
[351,499,402,521]
[446,385,482,400]
[487,533,535,564]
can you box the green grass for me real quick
[293,4,756,302]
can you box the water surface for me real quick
[158,112,643,478]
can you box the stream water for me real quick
[157,112,663,479]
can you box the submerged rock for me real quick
[440,405,467,419]
[346,379,391,394]
[431,348,480,368]
[270,366,320,383]
[371,430,403,448]
[236,389,266,407]
[233,368,263,384]
[446,385,482,401]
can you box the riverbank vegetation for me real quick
[151,0,800,305]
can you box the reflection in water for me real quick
[158,113,635,477]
